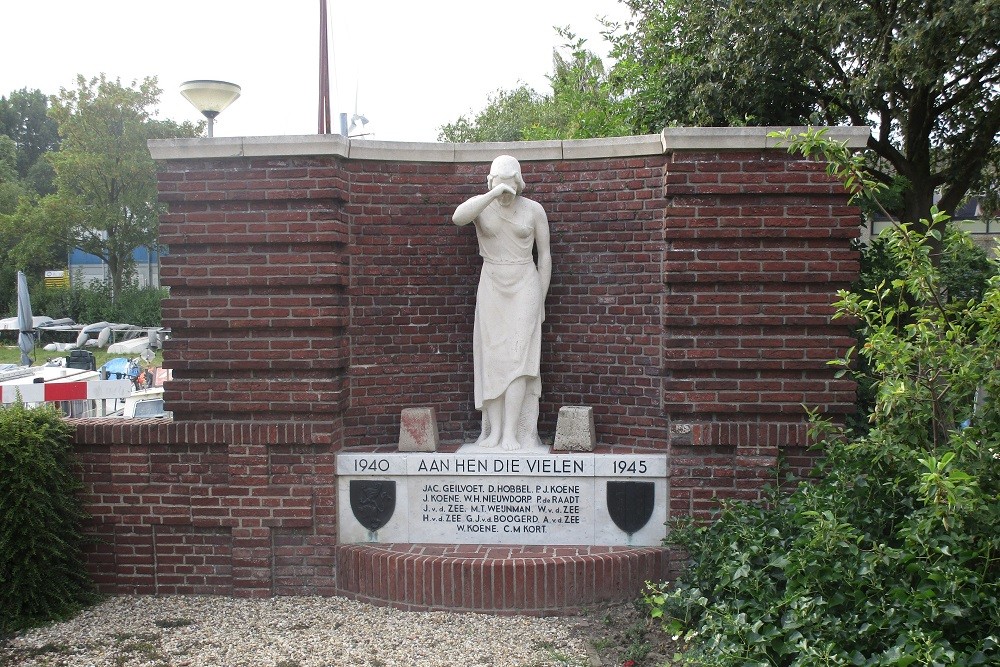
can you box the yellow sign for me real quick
[44,270,69,288]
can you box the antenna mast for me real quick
[318,0,332,134]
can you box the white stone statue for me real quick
[453,155,551,452]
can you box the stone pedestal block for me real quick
[398,407,439,452]
[553,406,597,451]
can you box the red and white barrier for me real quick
[1,380,134,404]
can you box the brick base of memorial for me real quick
[334,543,669,614]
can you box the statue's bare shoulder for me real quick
[523,197,546,215]
[522,196,548,223]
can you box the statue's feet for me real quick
[478,432,501,449]
[499,436,521,451]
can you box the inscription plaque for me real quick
[337,453,668,546]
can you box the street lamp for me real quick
[179,80,241,138]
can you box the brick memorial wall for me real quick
[69,128,866,612]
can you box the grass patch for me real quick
[0,344,163,368]
[592,637,614,650]
[620,620,652,662]
[113,637,168,667]
[531,641,588,667]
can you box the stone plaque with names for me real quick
[337,453,668,546]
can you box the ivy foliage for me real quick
[0,402,95,635]
[647,130,1000,665]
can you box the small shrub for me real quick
[0,402,95,634]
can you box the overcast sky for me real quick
[1,1,632,142]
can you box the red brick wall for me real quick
[342,157,670,450]
[661,150,858,517]
[75,421,336,596]
[70,135,859,596]
[156,160,350,426]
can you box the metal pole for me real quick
[318,0,332,134]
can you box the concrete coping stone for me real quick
[148,126,871,162]
[660,125,871,151]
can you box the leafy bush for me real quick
[646,132,1000,665]
[0,402,95,634]
[30,280,166,327]
[850,231,999,425]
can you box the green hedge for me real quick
[27,281,166,328]
[0,403,95,635]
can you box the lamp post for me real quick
[179,80,241,137]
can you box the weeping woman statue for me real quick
[452,155,551,452]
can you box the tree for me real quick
[43,75,199,300]
[439,31,629,142]
[439,84,552,142]
[531,28,632,140]
[0,135,22,215]
[0,88,60,185]
[608,0,1000,236]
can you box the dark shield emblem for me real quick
[606,481,655,535]
[349,480,396,532]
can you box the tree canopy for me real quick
[439,30,630,142]
[606,0,1000,229]
[439,85,552,143]
[0,136,22,214]
[0,88,60,185]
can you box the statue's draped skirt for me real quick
[473,226,542,410]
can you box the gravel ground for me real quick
[1,596,608,667]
